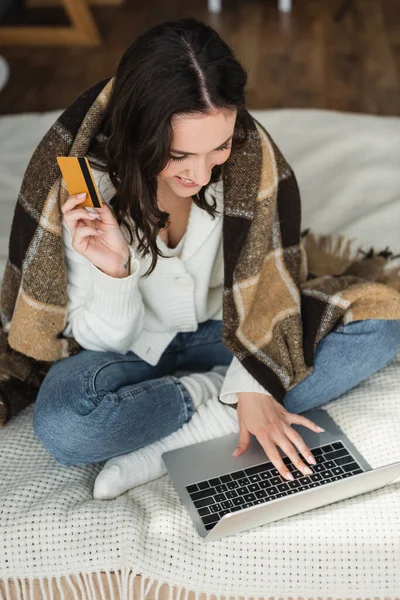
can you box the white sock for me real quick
[93,396,239,500]
[178,365,228,411]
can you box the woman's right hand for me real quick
[234,391,324,481]
[61,193,131,278]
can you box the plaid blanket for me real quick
[1,77,399,425]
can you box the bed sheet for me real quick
[0,109,399,599]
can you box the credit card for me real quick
[57,156,103,209]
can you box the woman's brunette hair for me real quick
[89,17,248,277]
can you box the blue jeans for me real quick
[33,319,400,467]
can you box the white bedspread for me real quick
[0,109,399,598]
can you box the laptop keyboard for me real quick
[186,440,364,531]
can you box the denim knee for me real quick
[340,318,400,364]
[283,318,400,415]
[33,357,99,466]
[34,390,71,466]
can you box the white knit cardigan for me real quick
[61,168,271,405]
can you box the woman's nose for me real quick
[190,162,211,186]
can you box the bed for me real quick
[0,107,399,599]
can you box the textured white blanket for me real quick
[0,109,399,598]
[1,353,399,597]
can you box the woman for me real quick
[33,18,400,485]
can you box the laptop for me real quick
[161,407,400,542]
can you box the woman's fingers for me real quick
[233,394,326,481]
[90,202,118,225]
[62,193,115,224]
[63,208,99,226]
[255,421,315,480]
[256,428,295,481]
[279,411,325,468]
[61,192,89,214]
[281,422,317,465]
[278,423,316,475]
[232,424,251,457]
[62,194,101,235]
[72,225,103,251]
[288,412,325,434]
[277,411,326,471]
[69,209,98,222]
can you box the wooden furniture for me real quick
[27,0,124,5]
[0,0,114,46]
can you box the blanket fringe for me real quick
[2,572,394,600]
[301,228,400,264]
[359,245,400,261]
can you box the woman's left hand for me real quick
[233,391,324,481]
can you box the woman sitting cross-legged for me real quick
[31,19,400,499]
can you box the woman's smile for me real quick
[175,175,199,188]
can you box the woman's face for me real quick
[158,108,237,199]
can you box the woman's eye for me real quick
[169,143,231,162]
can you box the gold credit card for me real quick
[57,156,103,209]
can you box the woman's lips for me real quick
[175,176,199,188]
